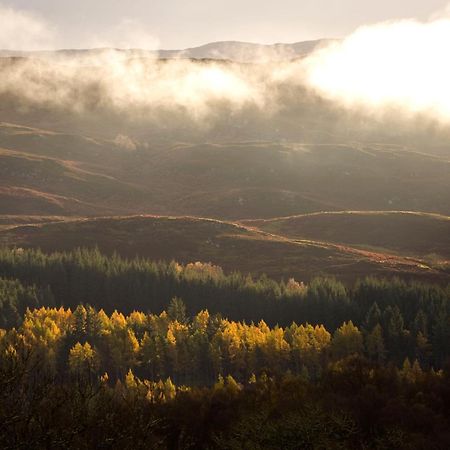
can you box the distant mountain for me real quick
[158,39,335,61]
[0,39,335,62]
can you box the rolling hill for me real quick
[0,55,449,285]
[0,215,448,284]
[1,121,449,219]
[243,211,450,261]
[0,39,334,62]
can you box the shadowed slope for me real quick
[0,215,447,284]
[243,211,450,260]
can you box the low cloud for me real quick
[302,12,450,123]
[1,3,450,128]
[113,134,138,151]
[0,3,55,51]
[0,52,268,121]
[88,19,160,51]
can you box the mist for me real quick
[1,2,450,132]
[0,53,274,125]
[304,16,450,123]
[0,3,54,51]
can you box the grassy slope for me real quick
[0,215,448,284]
[1,57,448,286]
[1,122,448,283]
[1,121,449,219]
[243,211,450,261]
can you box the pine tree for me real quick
[167,297,187,323]
[366,324,385,363]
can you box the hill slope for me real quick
[243,211,450,261]
[1,122,449,219]
[0,215,447,284]
[0,39,334,62]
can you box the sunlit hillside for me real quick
[1,1,450,446]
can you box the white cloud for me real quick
[302,11,450,122]
[0,3,55,50]
[2,2,450,127]
[428,2,450,20]
[88,19,159,50]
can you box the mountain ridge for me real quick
[0,38,336,62]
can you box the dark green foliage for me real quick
[167,297,187,324]
[0,247,448,367]
[0,277,48,328]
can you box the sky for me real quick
[1,0,449,49]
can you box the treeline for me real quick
[0,277,52,329]
[1,304,450,448]
[0,300,445,384]
[0,247,449,367]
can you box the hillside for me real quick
[0,215,447,284]
[243,211,450,261]
[1,53,449,221]
[159,39,335,61]
[0,39,333,61]
[0,57,449,285]
[1,121,449,219]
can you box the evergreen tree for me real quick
[331,321,363,359]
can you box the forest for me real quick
[0,246,449,448]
